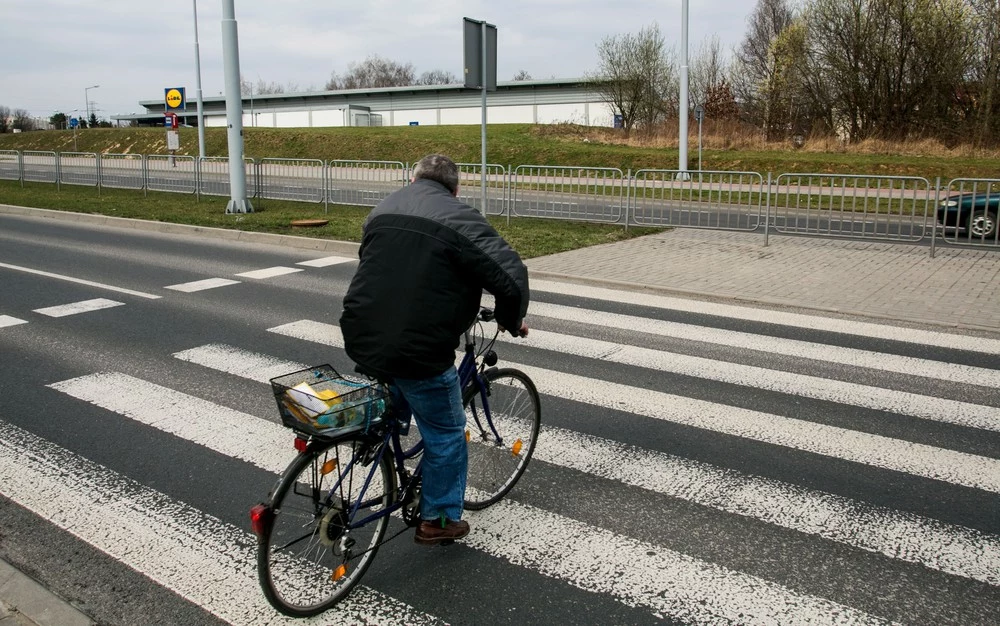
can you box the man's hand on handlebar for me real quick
[498,321,529,338]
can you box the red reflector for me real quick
[249,504,272,536]
[294,437,308,452]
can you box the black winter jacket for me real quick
[340,178,529,380]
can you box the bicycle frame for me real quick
[328,325,496,530]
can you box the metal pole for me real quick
[698,115,703,175]
[193,0,206,158]
[480,21,487,215]
[677,0,689,179]
[221,0,252,213]
[84,85,99,126]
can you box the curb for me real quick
[0,204,361,257]
[0,559,94,626]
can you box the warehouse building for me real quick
[112,79,614,129]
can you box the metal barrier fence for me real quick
[770,174,931,242]
[511,165,625,223]
[630,170,764,230]
[456,163,507,216]
[99,154,145,191]
[937,178,1000,247]
[146,154,197,194]
[198,157,256,198]
[21,151,58,186]
[258,158,325,205]
[327,160,407,207]
[59,152,100,187]
[0,150,20,182]
[3,149,997,252]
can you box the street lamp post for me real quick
[84,85,99,126]
[193,0,206,158]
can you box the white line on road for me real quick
[165,277,241,292]
[84,358,1000,588]
[528,279,1000,355]
[521,299,1000,386]
[0,421,444,626]
[296,256,355,268]
[0,315,28,328]
[33,298,124,318]
[0,262,161,299]
[43,378,893,624]
[508,328,1000,432]
[267,321,1000,493]
[235,266,303,279]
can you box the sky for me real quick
[1,0,759,120]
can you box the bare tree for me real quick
[0,106,10,133]
[416,69,458,85]
[13,109,36,131]
[326,55,416,90]
[241,76,287,96]
[802,0,972,142]
[512,70,533,81]
[732,0,795,130]
[590,23,676,133]
[690,35,729,113]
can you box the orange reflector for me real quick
[332,564,347,581]
[321,459,337,475]
[511,439,523,457]
[465,430,470,442]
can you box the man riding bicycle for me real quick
[340,154,530,545]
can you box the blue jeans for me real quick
[390,367,467,522]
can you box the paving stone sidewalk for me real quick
[526,228,1000,332]
[0,560,93,626]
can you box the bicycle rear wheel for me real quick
[463,368,541,510]
[257,435,395,617]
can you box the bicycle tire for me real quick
[257,434,395,617]
[463,367,541,510]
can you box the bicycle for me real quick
[249,307,541,617]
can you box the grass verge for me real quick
[0,180,663,259]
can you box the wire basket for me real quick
[270,364,388,438]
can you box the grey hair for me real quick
[412,154,459,194]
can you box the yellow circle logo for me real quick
[165,88,183,109]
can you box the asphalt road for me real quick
[0,213,998,625]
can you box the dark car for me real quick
[937,191,999,241]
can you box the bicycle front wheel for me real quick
[257,435,395,617]
[463,368,541,510]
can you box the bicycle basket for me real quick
[270,364,388,438]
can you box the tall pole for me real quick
[84,84,99,126]
[480,21,487,214]
[193,0,206,158]
[221,0,252,213]
[677,0,689,179]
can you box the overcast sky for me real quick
[2,0,759,120]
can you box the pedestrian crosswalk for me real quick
[1,273,998,625]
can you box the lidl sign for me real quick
[165,87,186,111]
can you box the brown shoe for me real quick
[414,518,470,545]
